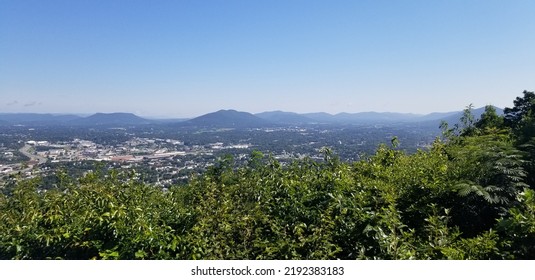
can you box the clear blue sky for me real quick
[1,0,534,118]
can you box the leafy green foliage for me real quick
[497,189,535,259]
[475,105,505,132]
[0,171,192,259]
[2,92,535,259]
[504,90,535,141]
[503,90,535,187]
[0,140,531,260]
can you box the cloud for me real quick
[23,101,43,107]
[5,100,18,106]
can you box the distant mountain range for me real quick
[255,106,503,126]
[0,112,152,126]
[0,113,82,125]
[0,106,504,128]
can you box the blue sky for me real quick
[1,0,534,118]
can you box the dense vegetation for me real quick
[1,91,534,260]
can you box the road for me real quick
[0,145,49,175]
[19,145,47,164]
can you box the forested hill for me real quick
[1,91,534,260]
[181,109,272,128]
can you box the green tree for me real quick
[504,90,535,186]
[458,104,477,137]
[497,188,535,259]
[475,105,505,133]
[504,90,535,142]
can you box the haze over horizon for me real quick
[0,106,505,120]
[1,1,534,118]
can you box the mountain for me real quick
[0,113,82,125]
[179,106,505,128]
[300,106,504,126]
[301,112,336,123]
[408,106,505,130]
[333,112,421,123]
[301,111,422,124]
[183,109,272,128]
[0,106,504,127]
[72,113,152,126]
[149,118,190,124]
[431,106,504,126]
[255,111,315,125]
[416,111,460,122]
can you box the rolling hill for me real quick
[72,113,152,126]
[182,109,272,128]
[0,113,82,125]
[255,111,315,125]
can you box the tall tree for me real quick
[504,90,535,142]
[504,90,535,187]
[475,105,505,133]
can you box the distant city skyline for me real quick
[1,0,534,118]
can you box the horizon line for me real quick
[0,105,503,120]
